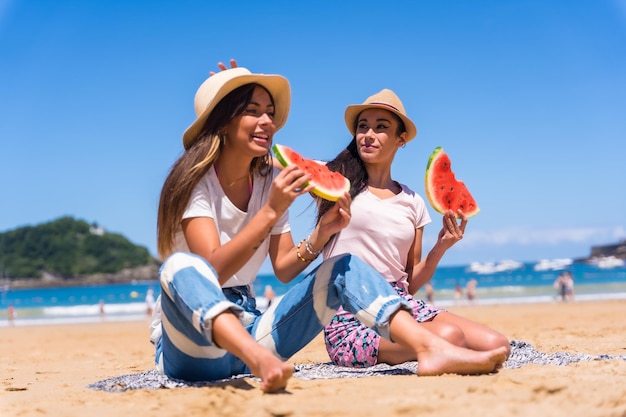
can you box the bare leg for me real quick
[388,310,508,375]
[212,311,293,392]
[431,311,511,355]
[377,339,417,365]
[378,319,468,365]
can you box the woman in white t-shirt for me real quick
[319,89,511,368]
[152,64,509,392]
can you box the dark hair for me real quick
[316,138,367,223]
[200,84,262,138]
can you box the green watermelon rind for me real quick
[272,144,350,202]
[425,147,446,214]
[425,146,480,219]
[272,144,291,169]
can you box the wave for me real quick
[43,302,148,317]
[4,288,626,328]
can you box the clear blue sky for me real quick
[1,0,625,272]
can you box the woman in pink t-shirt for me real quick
[318,89,510,368]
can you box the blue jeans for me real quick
[154,252,410,381]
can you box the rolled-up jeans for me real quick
[154,251,410,381]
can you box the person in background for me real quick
[563,271,575,301]
[554,271,575,302]
[7,303,15,326]
[263,285,276,308]
[150,63,509,392]
[554,272,566,301]
[145,288,156,316]
[317,89,510,368]
[425,282,434,304]
[466,279,477,305]
[99,300,105,320]
[454,283,463,305]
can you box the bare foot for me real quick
[416,341,509,376]
[246,347,294,393]
[259,361,294,393]
[210,312,293,392]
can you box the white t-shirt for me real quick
[173,166,291,288]
[323,184,431,285]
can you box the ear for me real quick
[397,133,407,148]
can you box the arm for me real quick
[407,210,467,294]
[269,191,352,283]
[182,165,314,286]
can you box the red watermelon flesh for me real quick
[272,144,350,202]
[425,147,479,218]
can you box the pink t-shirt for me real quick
[323,184,431,285]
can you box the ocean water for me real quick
[1,260,625,327]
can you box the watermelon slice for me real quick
[272,144,350,202]
[425,147,480,218]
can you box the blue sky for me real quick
[1,0,625,272]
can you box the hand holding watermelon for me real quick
[272,144,351,202]
[437,209,469,251]
[425,147,480,218]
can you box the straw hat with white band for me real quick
[182,67,291,149]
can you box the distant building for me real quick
[590,240,626,260]
[89,225,105,236]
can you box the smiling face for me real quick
[223,85,277,158]
[355,108,407,166]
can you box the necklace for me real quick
[214,164,253,194]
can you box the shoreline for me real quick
[3,289,626,328]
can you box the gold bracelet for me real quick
[296,239,312,263]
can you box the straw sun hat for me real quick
[344,89,417,142]
[182,67,291,149]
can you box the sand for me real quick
[2,300,626,417]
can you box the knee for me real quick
[485,333,511,355]
[317,253,354,294]
[160,252,190,285]
[435,323,467,347]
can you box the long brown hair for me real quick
[157,83,273,259]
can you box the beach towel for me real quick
[88,340,626,392]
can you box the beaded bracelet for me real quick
[296,239,312,263]
[304,234,321,257]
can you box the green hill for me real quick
[0,216,159,282]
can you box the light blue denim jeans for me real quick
[154,251,410,381]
